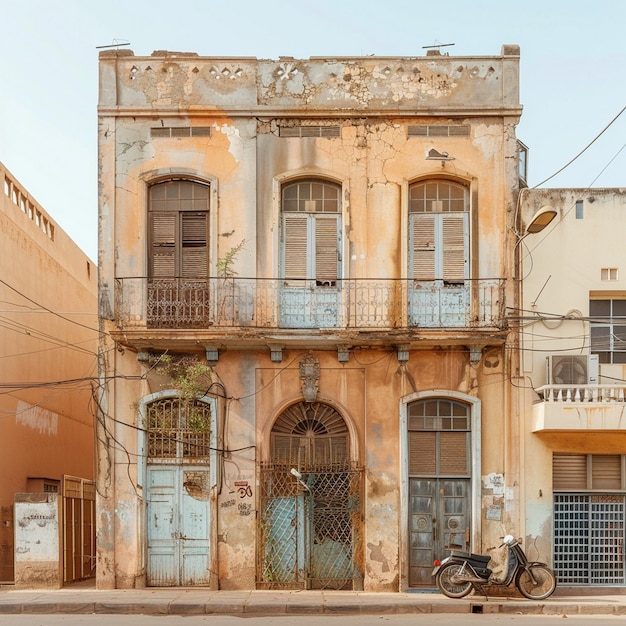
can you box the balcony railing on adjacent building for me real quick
[537,384,626,404]
[113,277,505,331]
[533,384,626,432]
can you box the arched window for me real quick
[409,180,469,283]
[281,179,341,285]
[148,180,210,278]
[407,398,470,476]
[271,401,349,468]
[146,397,212,462]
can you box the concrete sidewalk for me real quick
[1,586,626,617]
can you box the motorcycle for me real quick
[432,535,557,600]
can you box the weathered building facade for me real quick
[1,161,98,586]
[97,46,531,590]
[518,188,626,587]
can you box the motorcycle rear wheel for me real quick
[516,565,557,600]
[436,562,473,598]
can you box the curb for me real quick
[0,599,625,616]
[1,589,626,617]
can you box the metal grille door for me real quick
[258,464,362,590]
[554,494,625,585]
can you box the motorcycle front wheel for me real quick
[516,565,557,600]
[436,562,473,598]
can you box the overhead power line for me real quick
[0,277,100,335]
[534,104,626,187]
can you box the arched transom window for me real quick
[147,397,212,462]
[271,401,349,468]
[407,398,470,476]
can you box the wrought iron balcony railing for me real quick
[112,277,506,331]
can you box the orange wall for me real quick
[0,161,98,581]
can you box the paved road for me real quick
[0,614,622,625]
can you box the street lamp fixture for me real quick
[525,205,557,234]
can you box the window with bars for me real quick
[148,180,210,278]
[146,397,212,462]
[589,298,626,364]
[409,180,469,283]
[553,454,626,585]
[270,401,349,469]
[281,179,341,287]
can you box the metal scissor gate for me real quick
[257,463,363,590]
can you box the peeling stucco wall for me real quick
[100,49,519,111]
[98,47,522,591]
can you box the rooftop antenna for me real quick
[96,39,131,50]
[422,42,455,54]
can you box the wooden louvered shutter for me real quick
[408,432,469,476]
[442,214,466,281]
[181,212,208,277]
[439,432,469,475]
[412,214,436,280]
[151,213,176,277]
[283,213,308,281]
[408,431,436,475]
[315,216,338,282]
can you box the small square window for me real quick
[601,268,618,281]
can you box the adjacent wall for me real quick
[0,161,98,583]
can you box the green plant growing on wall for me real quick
[217,239,246,277]
[151,354,212,433]
[216,239,247,323]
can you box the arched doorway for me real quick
[405,397,473,587]
[258,401,362,590]
[143,394,215,586]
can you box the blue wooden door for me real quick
[146,465,210,586]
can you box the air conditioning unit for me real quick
[546,354,599,385]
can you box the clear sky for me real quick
[1,0,624,261]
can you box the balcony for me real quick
[533,384,626,432]
[111,277,506,350]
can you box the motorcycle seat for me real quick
[449,551,491,567]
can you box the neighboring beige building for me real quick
[97,45,533,591]
[0,161,98,585]
[518,187,626,588]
